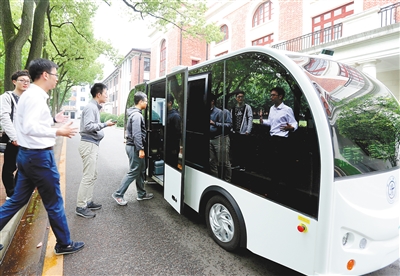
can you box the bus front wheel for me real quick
[205,195,241,252]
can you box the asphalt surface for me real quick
[2,119,396,275]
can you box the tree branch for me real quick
[121,0,184,31]
[52,21,90,43]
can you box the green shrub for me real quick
[117,114,125,127]
[104,114,118,123]
[100,112,109,123]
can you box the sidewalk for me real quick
[0,151,28,263]
[0,136,63,268]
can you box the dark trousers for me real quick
[2,142,19,197]
[0,148,71,246]
[270,135,291,185]
[231,133,248,168]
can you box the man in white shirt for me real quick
[0,58,84,255]
[260,87,298,191]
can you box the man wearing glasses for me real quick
[260,87,298,192]
[0,58,84,255]
[231,90,253,171]
[0,70,30,200]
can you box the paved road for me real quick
[59,121,399,275]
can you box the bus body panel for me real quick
[132,47,400,275]
[328,169,399,275]
[261,48,337,275]
[185,166,318,275]
[164,164,182,213]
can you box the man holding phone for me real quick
[75,83,115,219]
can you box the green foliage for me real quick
[104,113,118,123]
[334,159,361,176]
[44,0,117,114]
[120,0,223,43]
[0,0,118,103]
[337,95,400,167]
[117,113,125,127]
[191,52,299,112]
[100,112,110,123]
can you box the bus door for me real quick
[147,81,166,185]
[163,68,188,213]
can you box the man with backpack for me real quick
[0,70,30,199]
[112,91,153,205]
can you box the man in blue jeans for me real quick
[112,91,153,205]
[0,58,84,255]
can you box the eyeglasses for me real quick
[46,71,59,78]
[237,96,244,99]
[270,94,279,97]
[17,79,30,84]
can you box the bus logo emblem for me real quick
[387,176,396,204]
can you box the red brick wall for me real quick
[364,0,397,9]
[278,1,303,42]
[150,26,207,79]
[225,3,252,50]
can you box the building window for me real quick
[160,40,166,76]
[192,60,199,66]
[312,2,353,45]
[144,57,150,71]
[218,25,229,43]
[253,1,273,27]
[81,87,85,92]
[252,33,274,46]
[80,97,85,101]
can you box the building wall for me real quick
[364,0,397,9]
[148,0,399,100]
[278,0,303,42]
[103,49,150,115]
[377,69,400,99]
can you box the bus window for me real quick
[186,75,211,171]
[165,74,184,171]
[190,52,321,218]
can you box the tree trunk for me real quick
[26,0,49,69]
[0,0,34,91]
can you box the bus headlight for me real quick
[342,232,354,247]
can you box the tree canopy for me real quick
[117,0,223,43]
[0,0,222,113]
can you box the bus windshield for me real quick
[289,55,400,177]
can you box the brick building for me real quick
[103,48,151,115]
[149,0,399,99]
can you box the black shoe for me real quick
[0,244,3,251]
[75,207,96,218]
[54,241,85,255]
[87,201,102,210]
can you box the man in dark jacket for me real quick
[112,91,153,205]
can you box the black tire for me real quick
[205,195,241,252]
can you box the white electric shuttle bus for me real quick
[125,47,399,275]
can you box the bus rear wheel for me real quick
[205,195,241,252]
